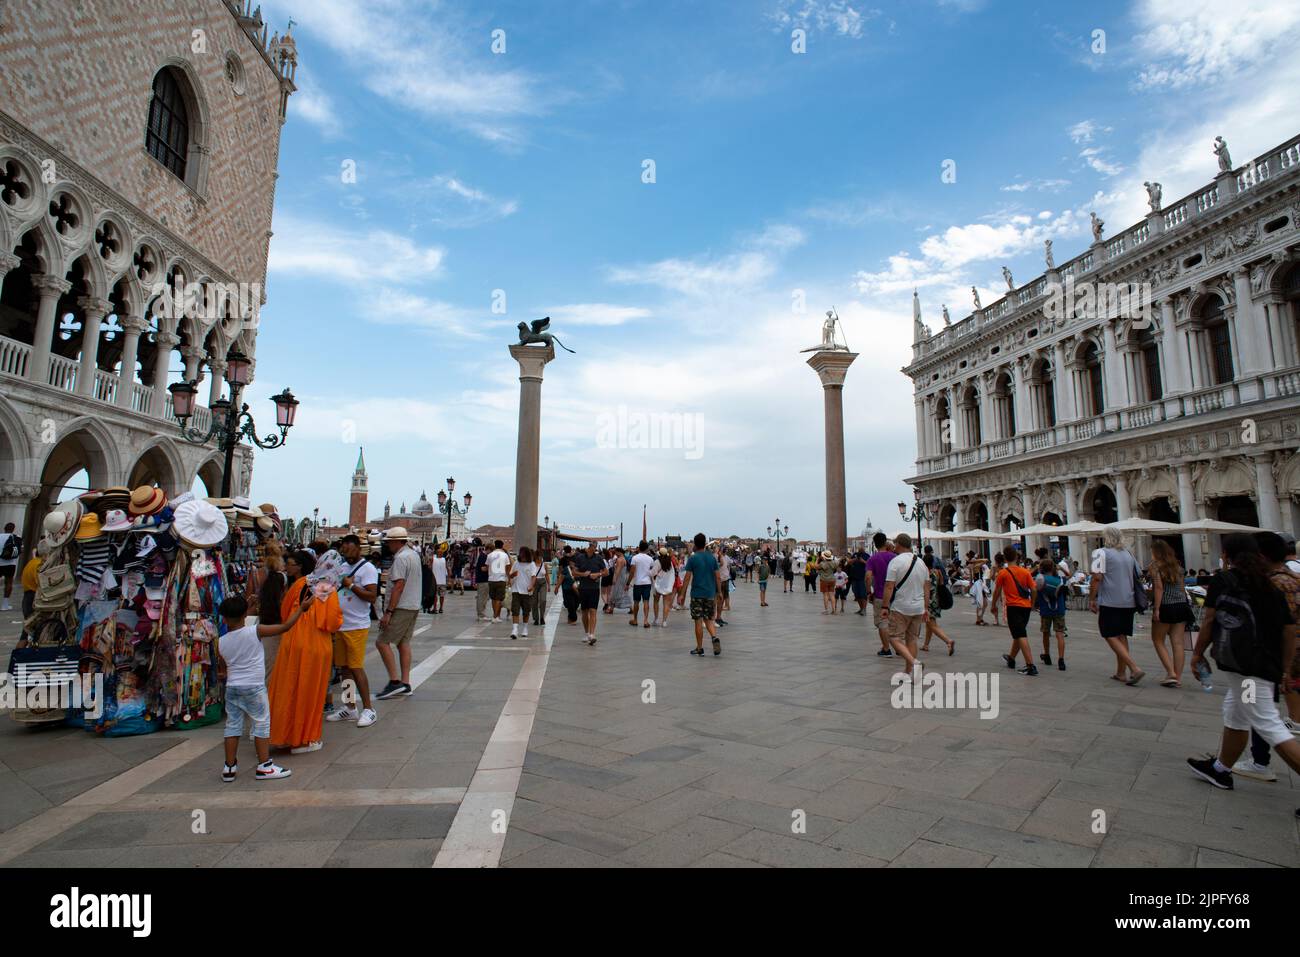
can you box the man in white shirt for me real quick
[880,533,929,675]
[327,534,379,726]
[377,527,421,700]
[628,540,657,628]
[486,539,512,622]
[1285,538,1300,576]
[431,547,448,614]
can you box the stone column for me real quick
[1254,454,1283,532]
[1176,463,1203,570]
[1052,340,1075,423]
[28,274,72,385]
[1064,478,1085,562]
[1101,321,1126,423]
[952,497,967,561]
[207,359,228,407]
[509,343,555,555]
[914,394,927,461]
[1115,472,1132,521]
[1232,269,1264,401]
[75,296,112,399]
[1158,298,1188,412]
[1020,485,1042,553]
[807,349,857,555]
[1014,360,1032,437]
[152,331,179,416]
[116,314,147,410]
[182,345,204,385]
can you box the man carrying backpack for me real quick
[1187,534,1300,799]
[0,522,20,612]
[1034,558,1068,670]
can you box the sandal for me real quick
[948,641,956,657]
[1160,677,1178,688]
[1126,671,1146,686]
[1110,674,1127,682]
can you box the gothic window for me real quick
[146,68,190,179]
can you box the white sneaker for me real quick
[520,626,528,637]
[325,707,358,722]
[256,761,292,780]
[357,708,378,728]
[1284,718,1300,737]
[1,600,10,611]
[1231,758,1277,782]
[290,740,323,754]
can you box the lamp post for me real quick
[168,349,298,497]
[898,492,933,554]
[766,518,788,556]
[435,476,471,546]
[312,507,319,542]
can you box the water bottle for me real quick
[1193,659,1213,692]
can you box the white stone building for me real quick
[0,1,297,551]
[905,132,1300,570]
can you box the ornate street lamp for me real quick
[435,477,471,545]
[898,492,934,554]
[169,349,298,497]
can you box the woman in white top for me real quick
[430,548,448,615]
[508,546,540,639]
[652,549,677,628]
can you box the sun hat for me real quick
[821,549,832,559]
[386,526,410,540]
[173,500,229,549]
[43,501,83,548]
[101,509,134,533]
[76,514,105,541]
[129,485,166,516]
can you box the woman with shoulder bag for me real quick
[1090,527,1146,686]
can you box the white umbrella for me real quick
[1106,517,1184,534]
[1039,520,1106,535]
[1171,518,1264,534]
[962,529,1021,540]
[1013,523,1065,537]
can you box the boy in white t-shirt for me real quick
[217,594,311,783]
[628,541,658,628]
[508,546,541,638]
[487,540,512,623]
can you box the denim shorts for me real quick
[225,685,270,739]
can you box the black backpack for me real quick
[0,533,19,561]
[1209,571,1271,679]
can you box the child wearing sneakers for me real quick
[217,594,311,782]
[1034,558,1069,670]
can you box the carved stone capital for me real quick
[76,296,113,319]
[31,274,72,298]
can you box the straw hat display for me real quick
[174,500,230,549]
[88,486,130,519]
[128,485,167,517]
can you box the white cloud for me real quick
[608,224,805,298]
[1068,120,1102,144]
[267,0,547,144]
[543,304,653,327]
[1000,178,1071,193]
[1078,146,1123,177]
[416,174,519,227]
[1133,0,1300,90]
[852,253,958,296]
[360,288,482,336]
[268,216,445,283]
[768,1,883,38]
[290,74,342,137]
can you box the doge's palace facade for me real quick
[0,1,297,551]
[905,132,1300,570]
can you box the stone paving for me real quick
[1,580,1297,867]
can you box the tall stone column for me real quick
[807,349,857,555]
[1176,463,1203,570]
[152,331,179,416]
[1051,340,1075,424]
[75,296,112,399]
[207,359,228,407]
[509,343,555,555]
[1101,321,1126,424]
[1064,478,1085,562]
[1254,454,1283,532]
[116,314,147,410]
[28,274,71,385]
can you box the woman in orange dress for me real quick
[268,549,341,753]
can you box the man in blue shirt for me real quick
[681,532,722,656]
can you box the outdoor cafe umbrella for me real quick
[1170,518,1265,534]
[1105,517,1184,534]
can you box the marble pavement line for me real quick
[432,611,557,867]
[0,622,479,867]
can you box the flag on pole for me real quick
[642,504,647,543]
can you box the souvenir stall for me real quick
[10,488,283,735]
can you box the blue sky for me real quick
[242,0,1300,541]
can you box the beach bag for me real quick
[35,561,76,611]
[936,572,954,610]
[1132,565,1149,613]
[1209,572,1268,678]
